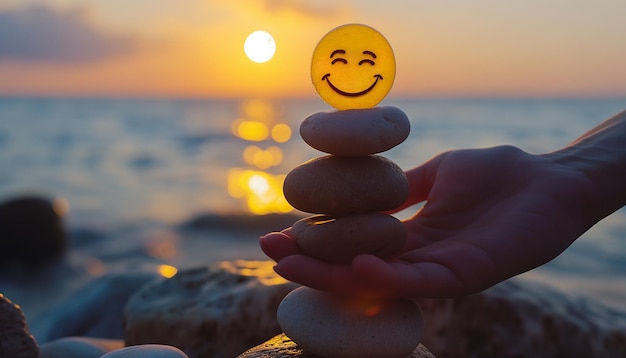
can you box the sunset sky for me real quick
[1,0,625,99]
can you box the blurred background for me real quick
[0,0,625,338]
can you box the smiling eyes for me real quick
[330,49,376,66]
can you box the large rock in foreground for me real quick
[237,333,435,358]
[418,279,626,358]
[124,260,298,358]
[123,260,626,358]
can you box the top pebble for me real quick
[300,106,410,156]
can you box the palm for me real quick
[261,146,597,298]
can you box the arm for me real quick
[547,110,626,221]
[261,110,626,298]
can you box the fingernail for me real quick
[273,265,284,277]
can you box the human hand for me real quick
[261,145,600,298]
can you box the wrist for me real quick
[545,110,626,220]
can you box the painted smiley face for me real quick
[311,24,395,110]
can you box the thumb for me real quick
[390,153,444,213]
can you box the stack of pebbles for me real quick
[277,106,424,358]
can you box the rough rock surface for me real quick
[0,294,39,358]
[291,213,406,263]
[124,260,626,358]
[0,196,66,269]
[124,260,299,358]
[417,278,626,358]
[283,155,408,214]
[300,106,410,156]
[277,287,424,358]
[237,333,436,358]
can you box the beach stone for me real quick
[39,337,123,358]
[0,294,39,358]
[300,106,410,156]
[0,196,67,269]
[123,260,298,358]
[33,271,159,343]
[101,344,189,358]
[417,278,626,357]
[277,287,424,358]
[283,155,408,214]
[291,213,407,263]
[237,333,436,358]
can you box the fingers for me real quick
[353,254,471,298]
[259,231,302,262]
[275,254,397,297]
[275,255,362,294]
[391,153,445,213]
[264,242,476,298]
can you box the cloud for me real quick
[262,0,344,17]
[229,0,347,19]
[0,5,138,63]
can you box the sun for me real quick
[244,31,276,63]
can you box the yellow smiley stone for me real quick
[311,24,396,110]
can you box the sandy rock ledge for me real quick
[237,333,435,358]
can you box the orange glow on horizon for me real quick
[0,2,625,98]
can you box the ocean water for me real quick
[0,97,625,335]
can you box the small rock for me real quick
[0,196,67,269]
[0,294,39,358]
[283,155,408,214]
[101,344,189,358]
[124,260,299,358]
[237,333,436,358]
[291,213,407,263]
[39,337,123,358]
[33,271,159,343]
[277,287,424,358]
[300,107,410,156]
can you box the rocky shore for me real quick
[2,259,625,357]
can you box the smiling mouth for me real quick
[322,74,383,97]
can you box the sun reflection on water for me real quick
[157,264,178,278]
[228,99,293,214]
[219,260,289,286]
[242,145,283,169]
[227,168,291,214]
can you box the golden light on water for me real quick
[271,123,291,143]
[157,264,178,278]
[227,99,293,214]
[241,99,275,120]
[219,260,289,286]
[243,145,283,169]
[233,119,270,141]
[227,168,291,214]
[232,120,292,143]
